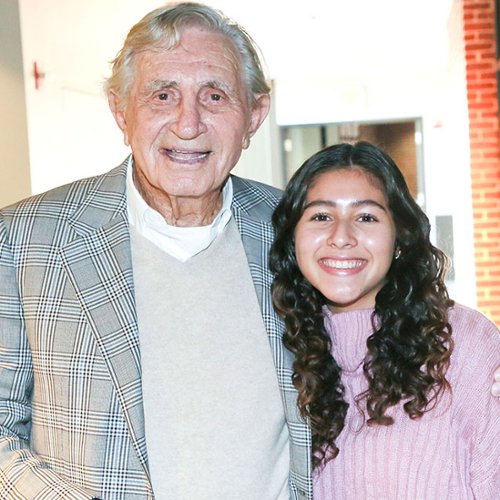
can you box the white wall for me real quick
[0,0,31,207]
[18,0,161,194]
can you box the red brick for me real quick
[472,183,498,191]
[463,22,495,31]
[467,62,494,71]
[478,11,496,19]
[484,171,500,179]
[475,241,498,248]
[464,2,489,7]
[480,71,498,79]
[463,2,493,10]
[468,42,495,51]
[482,131,499,138]
[477,299,500,306]
[469,140,498,148]
[479,51,496,60]
[478,91,498,100]
[466,53,478,63]
[469,101,496,110]
[479,111,496,120]
[467,79,497,88]
[476,283,500,289]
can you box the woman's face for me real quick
[294,168,397,313]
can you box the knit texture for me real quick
[130,221,290,499]
[314,304,500,500]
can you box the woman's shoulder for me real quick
[446,306,500,493]
[448,303,499,337]
[447,303,500,388]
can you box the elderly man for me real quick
[0,3,309,500]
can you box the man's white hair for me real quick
[104,2,270,109]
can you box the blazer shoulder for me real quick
[1,164,127,221]
[231,175,283,223]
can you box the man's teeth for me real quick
[165,149,209,160]
[322,260,363,269]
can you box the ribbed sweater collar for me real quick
[323,308,376,373]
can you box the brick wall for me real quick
[464,0,500,323]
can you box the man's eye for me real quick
[210,93,223,101]
[158,93,169,100]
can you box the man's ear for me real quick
[108,90,129,147]
[243,93,271,149]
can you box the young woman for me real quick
[270,142,500,499]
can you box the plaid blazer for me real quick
[0,162,312,500]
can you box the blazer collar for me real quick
[67,160,129,236]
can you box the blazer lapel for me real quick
[231,176,297,395]
[230,175,290,362]
[231,200,275,330]
[58,166,149,475]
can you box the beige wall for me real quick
[0,0,31,207]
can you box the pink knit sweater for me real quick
[314,304,500,500]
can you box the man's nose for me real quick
[326,221,357,248]
[170,97,208,139]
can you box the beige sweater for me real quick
[130,220,290,500]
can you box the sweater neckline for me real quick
[323,308,376,373]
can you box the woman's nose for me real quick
[326,221,357,248]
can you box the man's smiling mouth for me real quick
[161,149,211,161]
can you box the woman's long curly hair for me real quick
[270,142,454,468]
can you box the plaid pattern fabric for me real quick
[0,162,312,500]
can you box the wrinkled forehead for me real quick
[130,25,248,94]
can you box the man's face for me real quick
[109,26,269,213]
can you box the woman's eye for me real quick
[358,214,377,222]
[311,213,330,222]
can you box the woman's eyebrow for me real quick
[304,199,388,211]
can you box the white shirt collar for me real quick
[125,156,233,262]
